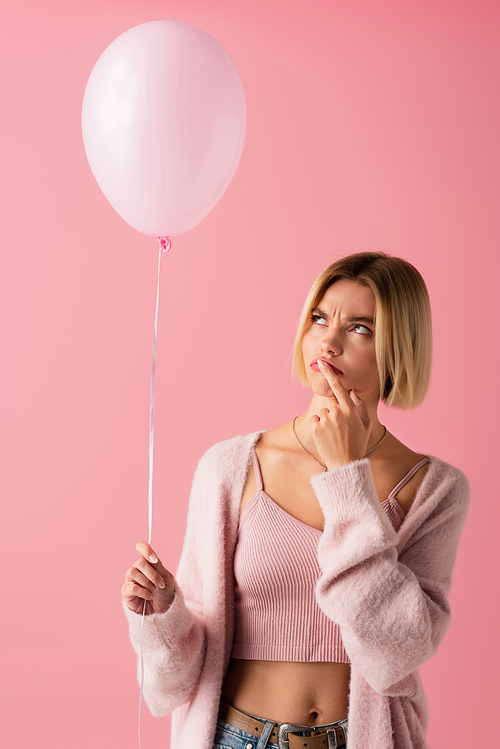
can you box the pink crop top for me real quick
[232,447,430,663]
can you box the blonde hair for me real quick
[292,252,432,409]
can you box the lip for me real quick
[310,358,343,375]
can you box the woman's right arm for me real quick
[121,434,254,717]
[121,540,206,716]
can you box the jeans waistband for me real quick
[218,699,348,749]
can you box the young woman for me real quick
[122,252,469,749]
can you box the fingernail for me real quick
[158,579,165,589]
[149,554,158,563]
[318,359,326,367]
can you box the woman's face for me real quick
[301,279,380,401]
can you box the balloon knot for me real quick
[156,237,171,252]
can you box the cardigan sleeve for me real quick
[311,458,469,696]
[122,587,205,715]
[122,450,213,716]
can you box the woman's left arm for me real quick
[311,459,469,696]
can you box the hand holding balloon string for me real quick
[122,542,175,616]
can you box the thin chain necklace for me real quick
[292,416,387,471]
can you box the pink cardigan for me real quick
[123,431,469,749]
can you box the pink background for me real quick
[1,1,498,747]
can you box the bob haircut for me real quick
[292,252,432,409]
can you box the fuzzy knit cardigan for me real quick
[123,431,469,749]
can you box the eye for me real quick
[351,323,373,335]
[310,314,328,326]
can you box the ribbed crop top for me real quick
[232,447,430,663]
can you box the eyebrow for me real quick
[312,307,375,326]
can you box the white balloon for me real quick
[82,21,247,237]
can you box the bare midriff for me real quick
[221,659,351,726]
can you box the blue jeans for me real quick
[213,714,348,749]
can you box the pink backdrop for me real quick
[1,1,498,747]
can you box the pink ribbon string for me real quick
[148,237,170,544]
[138,236,171,749]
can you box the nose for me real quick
[320,325,342,356]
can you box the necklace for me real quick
[292,417,387,471]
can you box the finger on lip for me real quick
[318,359,339,375]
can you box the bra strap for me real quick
[388,457,430,500]
[251,446,264,491]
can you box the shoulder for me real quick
[385,433,468,495]
[423,456,469,495]
[410,455,470,520]
[376,433,469,511]
[194,431,264,481]
[184,432,265,521]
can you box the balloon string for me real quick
[138,236,171,749]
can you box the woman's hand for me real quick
[310,359,372,470]
[121,541,175,615]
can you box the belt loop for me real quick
[256,719,277,749]
[340,719,348,746]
